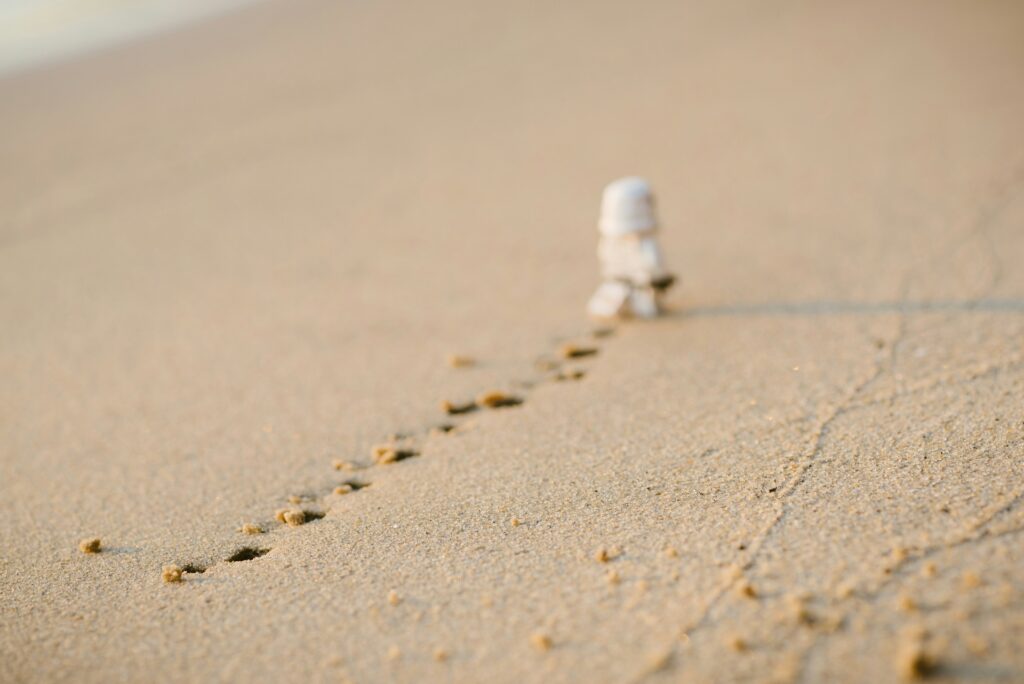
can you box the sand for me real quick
[1,0,1024,681]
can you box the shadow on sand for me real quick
[675,299,1024,319]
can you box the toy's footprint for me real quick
[333,480,370,495]
[372,445,419,465]
[197,325,613,577]
[227,547,270,562]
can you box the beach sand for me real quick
[2,0,1023,681]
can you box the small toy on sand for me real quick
[587,177,675,319]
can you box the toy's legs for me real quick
[629,286,659,318]
[587,281,631,319]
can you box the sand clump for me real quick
[886,546,910,573]
[897,641,938,680]
[161,565,183,583]
[735,581,757,599]
[372,444,417,464]
[440,399,477,415]
[722,564,744,582]
[475,390,522,409]
[594,546,622,563]
[835,582,856,599]
[897,594,917,612]
[559,343,598,359]
[961,571,982,589]
[446,354,475,368]
[78,538,101,554]
[433,648,449,662]
[727,635,747,652]
[429,423,457,437]
[475,390,506,408]
[640,648,673,675]
[387,590,402,606]
[372,444,398,464]
[283,510,306,527]
[965,634,989,656]
[240,523,263,535]
[529,632,553,652]
[276,508,306,526]
[785,594,815,626]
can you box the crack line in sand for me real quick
[778,169,1024,679]
[782,169,1024,681]
[787,174,1024,681]
[850,353,1024,411]
[669,164,1024,647]
[675,341,895,642]
[684,298,1024,319]
[962,163,1024,295]
[677,274,915,641]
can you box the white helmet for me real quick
[598,177,657,236]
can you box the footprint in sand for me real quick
[372,444,420,465]
[226,547,270,562]
[173,325,612,575]
[333,480,370,495]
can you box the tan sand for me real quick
[2,0,1024,681]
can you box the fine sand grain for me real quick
[2,0,1024,682]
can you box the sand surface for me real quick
[2,0,1024,681]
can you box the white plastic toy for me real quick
[587,177,675,319]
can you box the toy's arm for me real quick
[651,274,675,291]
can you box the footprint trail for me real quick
[165,325,614,577]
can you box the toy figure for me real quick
[586,177,675,319]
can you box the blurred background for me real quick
[0,0,252,75]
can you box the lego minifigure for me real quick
[587,177,674,319]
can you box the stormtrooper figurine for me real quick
[587,177,674,319]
